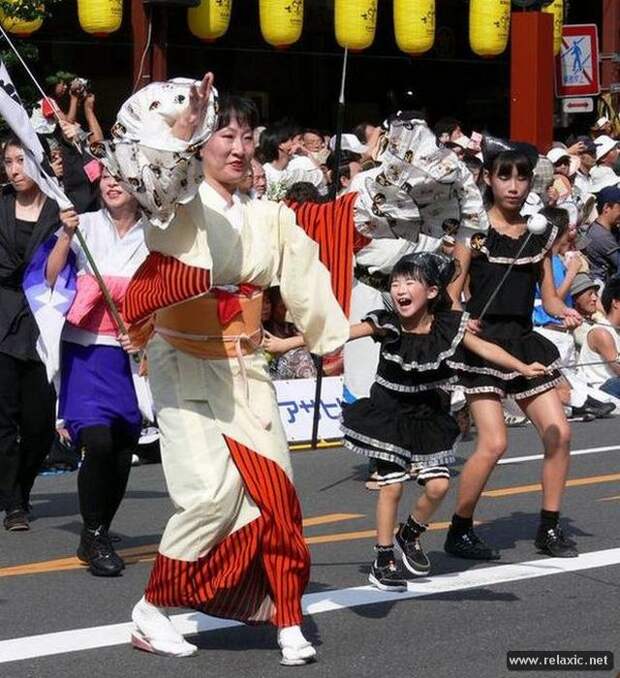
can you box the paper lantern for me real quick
[259,0,304,48]
[188,0,232,42]
[0,2,43,38]
[78,0,122,38]
[335,0,378,51]
[394,0,435,56]
[469,0,511,57]
[543,0,563,56]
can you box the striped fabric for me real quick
[144,436,310,627]
[289,192,368,316]
[123,252,211,325]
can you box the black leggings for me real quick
[0,353,56,512]
[78,425,138,529]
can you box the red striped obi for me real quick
[123,252,262,360]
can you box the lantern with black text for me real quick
[394,0,435,56]
[188,0,232,42]
[335,0,378,51]
[259,0,303,48]
[469,0,510,57]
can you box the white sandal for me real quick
[131,596,197,658]
[277,626,317,666]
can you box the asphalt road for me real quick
[0,417,618,678]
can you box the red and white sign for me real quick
[561,97,594,113]
[555,24,600,98]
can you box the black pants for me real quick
[78,425,138,529]
[0,352,56,512]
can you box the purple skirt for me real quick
[59,341,141,442]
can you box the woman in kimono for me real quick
[101,76,349,665]
[44,171,148,576]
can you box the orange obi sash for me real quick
[155,291,263,360]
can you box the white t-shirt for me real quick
[578,321,620,386]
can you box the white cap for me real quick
[595,135,618,161]
[594,116,610,130]
[546,147,571,165]
[590,166,620,193]
[329,133,368,155]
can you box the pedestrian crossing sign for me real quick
[555,24,600,98]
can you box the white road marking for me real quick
[498,444,620,465]
[1,548,620,664]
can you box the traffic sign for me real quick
[561,97,594,113]
[555,24,600,98]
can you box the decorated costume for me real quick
[97,80,349,660]
[450,223,562,399]
[25,207,151,575]
[342,309,467,486]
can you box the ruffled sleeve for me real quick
[479,223,558,265]
[351,118,487,243]
[362,309,402,343]
[363,309,468,371]
[96,78,218,230]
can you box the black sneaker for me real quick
[368,559,408,592]
[535,525,578,558]
[585,396,616,418]
[3,509,30,532]
[444,527,500,560]
[395,524,431,576]
[77,526,124,576]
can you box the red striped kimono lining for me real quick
[144,437,310,628]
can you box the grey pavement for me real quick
[0,418,618,678]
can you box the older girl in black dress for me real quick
[446,150,582,560]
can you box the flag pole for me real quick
[0,27,129,336]
[310,47,349,449]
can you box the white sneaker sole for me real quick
[394,542,431,577]
[131,631,197,657]
[368,572,407,592]
[279,645,317,666]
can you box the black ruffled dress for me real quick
[341,309,467,484]
[449,222,561,399]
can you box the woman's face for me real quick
[100,171,136,211]
[201,117,254,189]
[485,165,531,212]
[3,144,36,193]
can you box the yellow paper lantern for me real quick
[394,0,435,56]
[469,0,511,57]
[188,0,232,42]
[543,0,563,56]
[259,0,304,49]
[78,0,122,38]
[335,0,378,51]
[0,2,43,38]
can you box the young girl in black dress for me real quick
[265,252,547,591]
[445,150,582,562]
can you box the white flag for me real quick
[0,61,71,209]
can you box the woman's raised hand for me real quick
[60,208,79,237]
[172,72,214,141]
